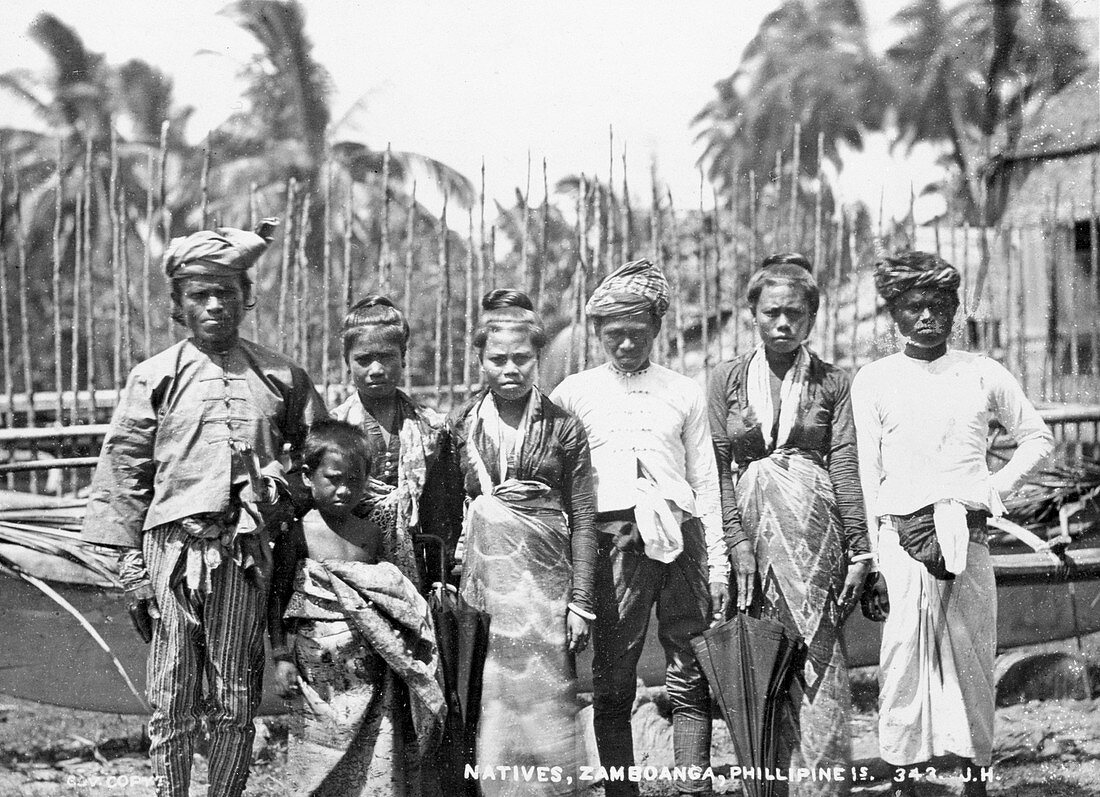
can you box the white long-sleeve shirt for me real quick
[551,362,728,583]
[851,350,1053,562]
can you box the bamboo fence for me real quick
[1,130,1098,494]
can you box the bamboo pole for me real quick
[250,182,260,341]
[607,126,616,275]
[1001,227,1014,372]
[0,154,13,479]
[109,127,122,398]
[343,178,353,310]
[403,181,417,395]
[536,158,548,309]
[199,140,210,229]
[812,133,824,277]
[830,204,843,362]
[961,218,971,314]
[848,206,860,370]
[489,225,496,291]
[698,171,711,378]
[789,123,801,247]
[142,149,154,359]
[712,186,724,362]
[748,170,758,267]
[730,181,741,356]
[121,187,133,377]
[478,160,486,302]
[667,189,686,373]
[322,160,333,397]
[1042,191,1059,401]
[380,143,392,295]
[592,175,602,297]
[70,155,82,428]
[651,167,667,363]
[621,147,632,261]
[83,138,95,420]
[278,178,296,352]
[295,192,313,368]
[465,210,475,393]
[520,150,531,294]
[773,150,783,248]
[908,182,917,244]
[158,118,168,251]
[650,159,660,265]
[1091,159,1099,393]
[1015,227,1028,392]
[575,176,590,370]
[812,136,824,353]
[431,191,444,404]
[14,167,37,489]
[52,136,65,429]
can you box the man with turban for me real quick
[851,251,1052,797]
[551,260,728,796]
[83,224,327,796]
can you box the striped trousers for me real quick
[143,523,267,797]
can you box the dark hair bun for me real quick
[760,252,813,273]
[482,289,535,312]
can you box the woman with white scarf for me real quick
[707,253,871,797]
[445,289,598,796]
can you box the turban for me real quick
[163,223,275,280]
[585,259,671,319]
[873,251,961,303]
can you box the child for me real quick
[269,420,445,796]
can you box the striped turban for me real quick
[873,251,961,304]
[164,222,276,280]
[586,259,671,319]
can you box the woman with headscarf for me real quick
[446,289,598,796]
[330,295,458,585]
[707,253,871,796]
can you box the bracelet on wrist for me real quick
[567,603,596,622]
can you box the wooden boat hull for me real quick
[2,543,1099,716]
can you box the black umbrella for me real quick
[416,535,491,796]
[692,613,799,797]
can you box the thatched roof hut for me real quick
[990,68,1100,227]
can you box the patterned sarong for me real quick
[461,481,581,797]
[284,560,445,796]
[736,450,851,797]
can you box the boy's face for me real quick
[346,337,404,402]
[303,449,367,517]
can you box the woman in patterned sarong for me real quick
[445,289,598,797]
[708,254,871,797]
[330,295,459,587]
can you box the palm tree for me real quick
[886,0,1089,222]
[692,0,889,199]
[0,12,195,390]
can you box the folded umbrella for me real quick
[691,613,798,797]
[417,534,491,796]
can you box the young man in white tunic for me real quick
[551,259,729,797]
[851,251,1052,797]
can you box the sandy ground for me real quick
[1,691,1099,797]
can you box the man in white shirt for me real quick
[552,259,728,797]
[852,251,1053,797]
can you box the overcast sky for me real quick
[1,1,1097,223]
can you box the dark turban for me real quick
[586,259,671,319]
[873,251,961,304]
[163,222,275,280]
